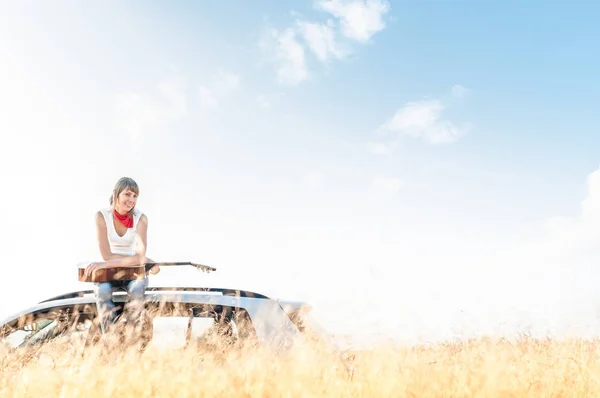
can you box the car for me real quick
[0,262,345,366]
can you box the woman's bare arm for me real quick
[137,215,159,274]
[135,214,148,259]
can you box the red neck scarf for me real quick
[113,209,134,228]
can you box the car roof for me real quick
[38,286,272,303]
[0,286,310,332]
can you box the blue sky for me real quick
[1,0,600,343]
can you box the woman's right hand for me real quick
[83,262,105,278]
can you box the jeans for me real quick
[94,278,149,334]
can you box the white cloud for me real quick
[303,172,326,186]
[372,175,403,194]
[261,27,309,86]
[255,92,286,110]
[366,141,392,154]
[580,168,600,221]
[199,86,218,110]
[317,0,390,43]
[114,70,240,140]
[115,76,187,142]
[539,167,600,255]
[260,0,390,85]
[198,70,240,111]
[158,77,187,120]
[297,20,346,63]
[256,95,270,108]
[469,166,600,338]
[114,93,159,142]
[213,70,240,94]
[496,167,600,272]
[452,84,470,99]
[380,98,468,145]
[333,166,600,343]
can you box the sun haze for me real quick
[1,1,600,348]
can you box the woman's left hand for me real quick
[149,265,160,275]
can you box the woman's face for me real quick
[116,188,138,213]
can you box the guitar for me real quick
[78,261,217,283]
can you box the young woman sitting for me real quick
[84,177,159,335]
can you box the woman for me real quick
[84,177,159,334]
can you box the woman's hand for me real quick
[149,265,160,275]
[84,262,105,278]
[144,256,159,275]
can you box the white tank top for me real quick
[100,207,143,256]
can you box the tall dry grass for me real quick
[2,330,600,397]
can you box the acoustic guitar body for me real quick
[78,267,146,283]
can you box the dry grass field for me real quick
[2,332,600,397]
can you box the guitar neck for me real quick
[144,262,216,273]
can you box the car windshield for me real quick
[287,310,335,345]
[0,303,260,351]
[1,318,56,348]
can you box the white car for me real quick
[0,285,332,351]
[0,263,354,376]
